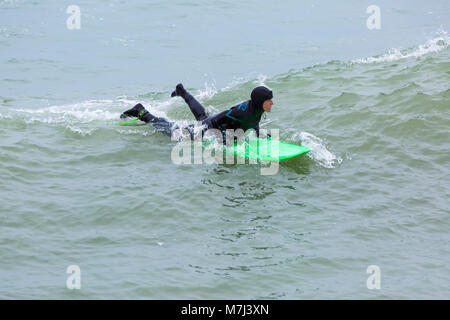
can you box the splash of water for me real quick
[352,31,449,64]
[294,131,342,168]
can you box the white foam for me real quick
[220,77,248,92]
[256,74,268,86]
[196,82,218,100]
[25,116,63,124]
[115,128,152,136]
[353,31,449,64]
[0,113,12,120]
[11,94,188,134]
[115,96,142,105]
[15,100,121,123]
[295,131,342,168]
[66,125,96,136]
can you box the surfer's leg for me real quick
[121,103,173,136]
[139,111,175,136]
[171,83,208,121]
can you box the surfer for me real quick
[120,84,273,140]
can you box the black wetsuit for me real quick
[138,86,273,139]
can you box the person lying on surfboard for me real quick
[120,84,273,140]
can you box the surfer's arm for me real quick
[255,124,272,138]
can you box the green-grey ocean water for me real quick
[0,0,449,299]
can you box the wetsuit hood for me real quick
[250,86,273,111]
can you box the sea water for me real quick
[0,0,449,299]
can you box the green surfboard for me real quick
[225,137,310,161]
[118,119,310,160]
